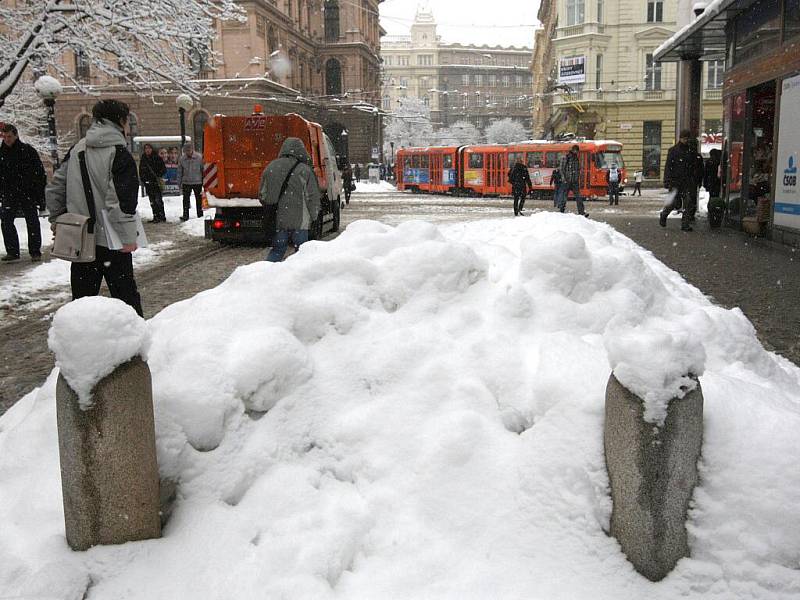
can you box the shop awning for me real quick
[654,0,752,62]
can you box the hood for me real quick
[85,119,127,148]
[279,137,311,165]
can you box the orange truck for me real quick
[202,109,343,244]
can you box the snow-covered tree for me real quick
[433,120,481,146]
[0,0,246,108]
[485,118,529,144]
[383,97,434,154]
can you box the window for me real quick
[488,74,497,87]
[595,54,603,88]
[443,154,453,168]
[412,155,420,168]
[399,77,408,88]
[398,56,409,66]
[704,119,722,135]
[545,153,560,168]
[508,152,524,165]
[707,60,724,89]
[382,95,390,109]
[475,74,483,86]
[642,121,662,178]
[324,0,339,42]
[597,0,603,22]
[418,55,433,66]
[468,153,484,168]
[256,15,267,35]
[566,0,585,25]
[644,54,661,90]
[515,75,523,87]
[420,155,429,168]
[734,0,780,64]
[286,0,293,18]
[526,152,543,168]
[74,49,90,82]
[193,111,209,153]
[462,74,470,85]
[268,27,278,54]
[647,0,663,23]
[502,75,510,87]
[325,58,342,95]
[385,56,393,66]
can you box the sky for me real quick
[379,0,541,49]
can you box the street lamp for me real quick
[176,94,193,148]
[390,141,395,173]
[34,75,63,168]
[340,128,348,164]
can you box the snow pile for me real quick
[47,297,149,409]
[352,180,396,194]
[2,214,800,598]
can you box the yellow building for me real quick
[550,0,723,181]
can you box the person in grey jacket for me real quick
[178,142,203,221]
[46,99,143,316]
[259,137,321,262]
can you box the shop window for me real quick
[784,0,800,40]
[566,0,585,25]
[647,0,663,23]
[734,0,780,65]
[642,121,662,178]
[468,153,483,169]
[707,60,724,89]
[324,0,340,42]
[644,54,661,91]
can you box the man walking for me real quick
[178,142,203,221]
[508,156,532,216]
[342,162,354,205]
[46,99,143,316]
[632,170,643,196]
[660,130,699,232]
[607,163,621,206]
[139,143,167,223]
[259,137,320,262]
[557,145,588,217]
[0,123,46,262]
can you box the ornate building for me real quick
[531,0,558,137]
[52,0,385,163]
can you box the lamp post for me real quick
[389,141,395,180]
[340,128,348,166]
[176,94,193,149]
[34,75,63,169]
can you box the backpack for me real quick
[609,167,619,183]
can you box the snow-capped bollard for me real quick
[604,373,703,582]
[49,297,160,551]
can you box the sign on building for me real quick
[775,74,800,230]
[559,56,586,85]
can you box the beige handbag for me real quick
[51,151,97,263]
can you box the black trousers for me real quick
[633,182,642,196]
[608,183,619,205]
[71,245,143,317]
[182,184,203,219]
[1,200,41,257]
[660,186,696,229]
[145,183,166,220]
[512,186,527,215]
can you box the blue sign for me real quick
[443,168,456,185]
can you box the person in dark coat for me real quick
[139,144,167,223]
[354,163,362,182]
[606,163,621,206]
[557,145,588,217]
[342,163,354,205]
[660,129,701,231]
[704,148,725,228]
[508,157,532,216]
[0,123,46,262]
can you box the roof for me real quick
[654,0,752,62]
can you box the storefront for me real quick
[655,0,800,246]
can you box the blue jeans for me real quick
[267,229,309,262]
[556,181,585,215]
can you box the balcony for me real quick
[551,88,677,106]
[704,88,723,100]
[555,22,607,39]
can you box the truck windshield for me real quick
[596,152,625,169]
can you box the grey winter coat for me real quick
[258,138,321,231]
[177,150,203,186]
[46,119,139,247]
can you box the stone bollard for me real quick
[56,356,161,551]
[604,373,703,582]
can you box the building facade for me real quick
[47,0,385,163]
[548,0,723,180]
[381,7,533,134]
[531,0,559,136]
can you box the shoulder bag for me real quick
[51,151,98,263]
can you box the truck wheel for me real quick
[332,197,341,232]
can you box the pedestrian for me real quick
[139,143,167,223]
[688,137,704,225]
[704,148,724,228]
[178,142,203,221]
[379,162,386,180]
[342,162,354,205]
[0,123,46,262]
[557,145,588,217]
[633,170,643,196]
[551,167,563,207]
[660,129,699,232]
[354,163,361,182]
[45,99,143,316]
[508,157,532,216]
[259,137,320,262]
[607,163,621,206]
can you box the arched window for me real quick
[324,0,340,42]
[325,58,342,96]
[78,114,92,139]
[193,111,209,153]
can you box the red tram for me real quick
[396,140,626,200]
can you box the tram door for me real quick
[487,152,503,193]
[431,153,441,191]
[580,151,591,195]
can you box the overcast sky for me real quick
[379,0,540,49]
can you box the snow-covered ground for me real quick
[1,214,799,599]
[0,194,206,312]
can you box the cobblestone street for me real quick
[2,189,798,414]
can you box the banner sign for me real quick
[559,56,586,85]
[775,74,800,230]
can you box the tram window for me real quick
[526,152,543,168]
[443,154,453,168]
[403,156,412,169]
[468,153,484,168]
[508,152,524,165]
[412,155,420,168]
[420,154,429,168]
[545,152,560,168]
